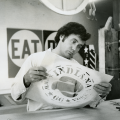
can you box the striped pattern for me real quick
[83,45,96,69]
[88,45,96,69]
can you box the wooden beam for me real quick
[98,17,112,73]
[105,29,119,79]
[113,0,120,30]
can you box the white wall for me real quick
[0,0,110,91]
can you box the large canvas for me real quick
[26,51,113,109]
[7,29,57,78]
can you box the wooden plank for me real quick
[98,28,105,73]
[104,0,120,100]
[105,29,120,100]
[105,29,119,78]
[98,17,112,73]
[113,0,119,30]
[98,16,120,100]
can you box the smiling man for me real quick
[11,22,112,111]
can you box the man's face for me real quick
[60,34,85,59]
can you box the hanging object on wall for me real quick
[39,0,89,15]
[43,30,57,50]
[83,1,97,21]
[83,45,96,69]
[7,29,56,78]
[79,44,97,70]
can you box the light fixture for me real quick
[39,0,89,15]
[89,0,99,2]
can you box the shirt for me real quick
[11,48,103,111]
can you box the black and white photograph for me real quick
[0,0,120,120]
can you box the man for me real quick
[11,22,111,111]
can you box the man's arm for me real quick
[11,76,32,102]
[88,82,112,108]
[11,53,48,102]
[11,78,27,102]
[11,55,33,102]
[93,82,112,96]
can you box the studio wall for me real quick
[0,0,111,92]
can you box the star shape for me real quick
[84,47,88,53]
[84,59,89,65]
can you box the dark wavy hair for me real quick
[55,22,91,44]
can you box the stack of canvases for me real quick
[79,44,97,70]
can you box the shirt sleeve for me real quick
[11,51,46,102]
[11,54,34,102]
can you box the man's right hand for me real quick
[24,66,48,86]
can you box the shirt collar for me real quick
[46,48,76,62]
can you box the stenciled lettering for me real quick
[86,84,92,88]
[31,40,39,52]
[66,67,73,74]
[53,67,65,76]
[74,69,80,76]
[22,40,31,58]
[86,78,92,83]
[11,39,20,59]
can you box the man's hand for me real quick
[24,66,48,86]
[93,82,112,96]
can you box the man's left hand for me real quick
[93,82,112,96]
